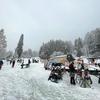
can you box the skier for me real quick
[0,60,3,70]
[69,62,76,85]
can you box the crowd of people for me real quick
[0,58,39,70]
[69,60,93,87]
[46,56,99,88]
[0,56,100,88]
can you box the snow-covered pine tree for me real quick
[0,29,7,59]
[16,34,24,58]
[74,37,83,57]
[6,51,13,59]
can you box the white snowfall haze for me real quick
[1,0,100,51]
[0,59,100,100]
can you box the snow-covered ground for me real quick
[0,60,100,100]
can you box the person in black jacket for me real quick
[12,60,15,68]
[69,62,76,85]
[28,59,31,65]
[0,60,3,70]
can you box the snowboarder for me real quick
[0,60,3,70]
[69,62,76,85]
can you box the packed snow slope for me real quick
[0,61,100,100]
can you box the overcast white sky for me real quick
[0,0,100,51]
